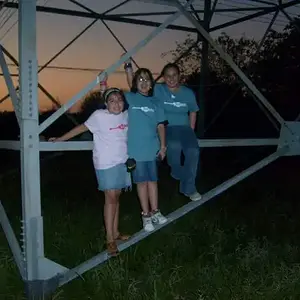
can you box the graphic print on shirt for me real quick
[163,101,187,108]
[131,106,155,113]
[84,109,128,170]
[109,124,128,131]
[154,83,199,126]
[125,92,166,162]
[163,93,187,108]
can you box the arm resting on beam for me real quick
[49,124,88,142]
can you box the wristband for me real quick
[124,63,132,70]
[100,80,107,92]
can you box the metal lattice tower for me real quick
[0,0,300,298]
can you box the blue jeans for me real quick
[132,160,158,183]
[166,125,199,195]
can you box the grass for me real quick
[1,148,300,299]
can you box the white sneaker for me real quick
[142,216,155,232]
[151,210,168,225]
[186,192,202,201]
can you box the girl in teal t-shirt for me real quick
[125,68,168,232]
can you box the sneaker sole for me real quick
[144,226,155,232]
[152,218,168,225]
[192,197,202,202]
[182,193,202,201]
[158,219,168,225]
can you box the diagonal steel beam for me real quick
[278,0,300,35]
[68,0,140,69]
[104,0,131,14]
[187,0,202,24]
[210,0,300,32]
[174,0,285,126]
[245,10,280,130]
[108,6,273,17]
[0,1,133,106]
[155,38,200,82]
[0,46,21,125]
[0,45,79,126]
[209,0,219,23]
[0,201,25,279]
[207,10,280,134]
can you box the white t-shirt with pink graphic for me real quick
[84,109,128,170]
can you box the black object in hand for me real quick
[156,153,162,162]
[125,158,136,172]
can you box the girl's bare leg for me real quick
[104,190,118,243]
[112,190,121,238]
[148,181,158,212]
[137,182,150,215]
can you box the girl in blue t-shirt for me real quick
[125,68,168,232]
[124,60,202,202]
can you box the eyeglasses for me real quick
[138,77,150,82]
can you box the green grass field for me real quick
[1,149,300,299]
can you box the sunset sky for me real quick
[0,0,299,112]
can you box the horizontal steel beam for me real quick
[0,140,20,150]
[250,0,276,5]
[0,201,25,279]
[109,7,272,18]
[198,138,279,147]
[136,0,177,5]
[40,141,93,151]
[0,1,201,32]
[39,139,279,151]
[0,138,279,151]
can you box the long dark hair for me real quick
[131,68,155,97]
[81,91,104,119]
[81,88,126,119]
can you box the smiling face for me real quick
[136,71,152,96]
[106,92,124,115]
[163,66,180,89]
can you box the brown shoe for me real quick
[115,233,131,241]
[106,241,119,257]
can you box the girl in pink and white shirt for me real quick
[49,88,131,256]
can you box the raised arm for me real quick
[99,72,108,94]
[49,124,88,142]
[123,55,134,89]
